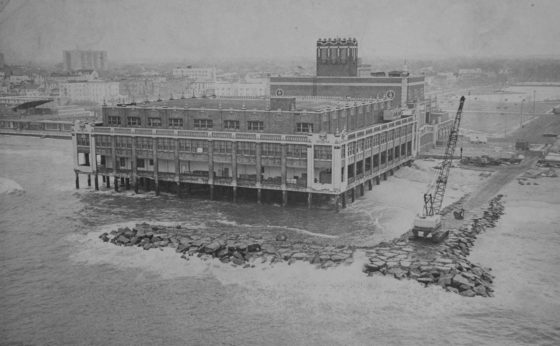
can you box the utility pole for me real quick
[520,99,525,128]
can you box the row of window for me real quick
[345,126,412,156]
[96,136,309,159]
[107,116,316,133]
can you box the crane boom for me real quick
[412,96,466,242]
[425,95,466,216]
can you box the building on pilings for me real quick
[72,94,417,208]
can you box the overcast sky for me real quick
[1,0,559,64]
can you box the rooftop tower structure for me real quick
[316,37,358,77]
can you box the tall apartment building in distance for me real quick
[63,50,108,71]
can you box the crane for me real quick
[411,96,466,242]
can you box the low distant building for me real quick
[51,70,99,83]
[60,80,122,104]
[214,81,268,97]
[9,74,31,85]
[172,66,216,81]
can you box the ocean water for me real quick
[1,136,559,346]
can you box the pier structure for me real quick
[72,96,417,208]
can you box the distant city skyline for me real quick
[1,0,560,65]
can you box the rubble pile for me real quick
[363,195,505,297]
[99,224,355,269]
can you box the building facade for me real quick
[72,96,417,207]
[172,66,216,81]
[271,38,424,108]
[60,81,121,104]
[214,81,268,97]
[63,50,108,71]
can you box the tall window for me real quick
[127,117,141,126]
[107,116,121,126]
[95,135,111,147]
[157,138,175,151]
[136,137,153,149]
[169,118,183,128]
[237,141,256,155]
[77,134,90,146]
[213,141,232,154]
[178,139,208,153]
[261,143,281,156]
[314,145,332,160]
[148,118,161,127]
[194,119,213,130]
[247,121,264,131]
[296,123,313,133]
[115,136,132,148]
[357,139,364,152]
[223,120,239,130]
[286,144,307,158]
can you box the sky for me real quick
[1,0,560,64]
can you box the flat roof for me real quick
[122,97,380,112]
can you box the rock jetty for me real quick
[99,224,355,269]
[363,194,506,297]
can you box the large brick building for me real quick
[270,38,424,108]
[72,95,417,208]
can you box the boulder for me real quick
[331,254,348,262]
[474,285,488,297]
[203,241,224,254]
[275,234,288,241]
[247,243,261,252]
[291,252,308,260]
[216,248,229,258]
[460,289,476,297]
[310,254,321,264]
[452,274,474,289]
[232,257,245,266]
[116,235,129,244]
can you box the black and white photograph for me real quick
[1,0,559,345]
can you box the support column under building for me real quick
[232,186,237,203]
[210,185,215,200]
[307,192,312,209]
[376,176,380,185]
[153,138,159,196]
[87,174,91,187]
[125,178,130,190]
[368,179,372,191]
[75,172,79,189]
[282,190,288,207]
[257,188,262,204]
[334,195,340,212]
[134,178,138,194]
[341,193,346,208]
[106,176,110,188]
[114,176,118,192]
[94,174,99,191]
[351,188,355,203]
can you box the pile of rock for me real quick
[363,195,506,297]
[99,224,355,269]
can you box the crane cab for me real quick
[411,214,448,243]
